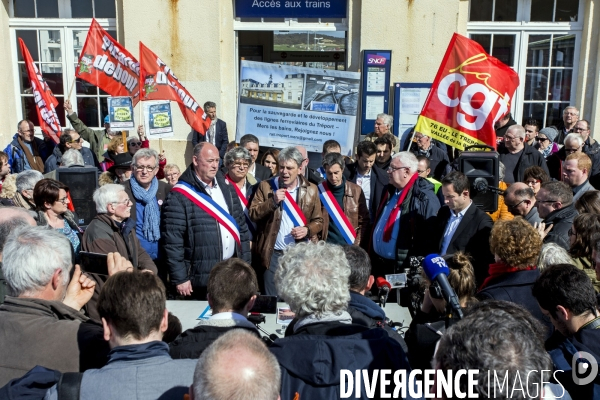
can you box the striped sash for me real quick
[318,181,356,244]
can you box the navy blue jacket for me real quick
[3,134,54,174]
[43,145,100,173]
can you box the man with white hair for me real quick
[13,169,43,210]
[60,149,85,167]
[556,105,579,145]
[498,124,549,184]
[365,113,393,142]
[371,151,439,279]
[44,128,100,172]
[269,241,412,399]
[249,146,323,296]
[547,132,600,182]
[0,226,112,386]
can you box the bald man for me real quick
[503,182,542,226]
[294,145,323,185]
[161,142,251,300]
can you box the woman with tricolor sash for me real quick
[318,152,370,248]
[223,147,257,240]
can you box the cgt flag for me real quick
[415,33,520,150]
[18,38,61,143]
[76,19,140,105]
[139,42,211,135]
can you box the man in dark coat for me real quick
[410,132,450,180]
[497,125,549,184]
[191,101,229,159]
[161,143,251,299]
[494,113,517,138]
[240,134,272,183]
[433,171,494,287]
[536,181,578,251]
[3,120,54,174]
[43,129,100,172]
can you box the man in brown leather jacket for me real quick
[319,152,370,248]
[249,146,323,296]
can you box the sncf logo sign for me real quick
[367,54,386,65]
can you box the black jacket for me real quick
[433,204,494,287]
[160,166,251,288]
[543,203,578,251]
[410,143,450,180]
[498,142,549,183]
[345,163,389,221]
[191,119,229,159]
[495,118,517,138]
[252,163,273,182]
[44,145,100,173]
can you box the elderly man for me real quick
[13,170,43,210]
[371,152,440,279]
[498,124,549,184]
[269,241,412,399]
[573,119,599,153]
[318,152,369,247]
[106,153,133,184]
[547,132,600,181]
[563,152,595,203]
[44,128,100,173]
[557,105,579,144]
[3,120,54,174]
[191,101,229,159]
[161,142,250,299]
[410,132,450,180]
[239,134,272,183]
[60,149,85,167]
[64,100,115,162]
[294,144,322,185]
[249,146,323,296]
[0,226,111,386]
[122,148,170,264]
[494,112,517,138]
[365,113,393,141]
[504,182,543,226]
[536,180,578,251]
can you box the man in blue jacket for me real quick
[4,120,54,174]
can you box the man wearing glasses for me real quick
[64,100,115,162]
[547,133,600,183]
[43,128,100,173]
[497,125,549,184]
[535,180,578,251]
[409,131,450,180]
[504,182,543,226]
[556,106,579,145]
[572,119,599,153]
[3,119,55,174]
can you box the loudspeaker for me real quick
[458,151,499,212]
[55,167,98,226]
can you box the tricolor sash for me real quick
[270,178,307,227]
[318,181,357,245]
[172,181,241,245]
[225,175,256,236]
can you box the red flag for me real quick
[139,42,211,134]
[415,33,520,150]
[76,19,139,105]
[18,38,61,144]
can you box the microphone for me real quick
[278,178,287,211]
[422,254,464,319]
[376,277,392,307]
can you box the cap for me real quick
[104,115,110,124]
[108,153,133,173]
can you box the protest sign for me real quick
[236,61,360,155]
[18,38,61,143]
[143,100,174,138]
[139,42,211,135]
[415,33,520,150]
[107,97,135,129]
[76,19,140,105]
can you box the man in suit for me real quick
[434,171,494,287]
[191,101,229,159]
[240,134,272,183]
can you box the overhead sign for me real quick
[235,0,347,18]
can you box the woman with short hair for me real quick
[224,147,256,238]
[164,163,181,186]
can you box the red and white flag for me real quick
[139,42,211,134]
[18,38,61,143]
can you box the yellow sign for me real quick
[113,107,132,122]
[415,115,488,151]
[152,113,171,128]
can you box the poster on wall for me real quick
[107,97,135,129]
[143,100,174,138]
[236,60,361,155]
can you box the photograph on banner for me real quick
[107,97,135,129]
[143,100,174,138]
[236,60,360,155]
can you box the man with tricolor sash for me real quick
[161,143,251,299]
[249,146,323,296]
[318,152,370,248]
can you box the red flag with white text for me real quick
[139,42,211,134]
[76,19,140,105]
[18,38,61,143]
[415,33,520,150]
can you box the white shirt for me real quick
[248,163,256,177]
[440,201,472,255]
[198,175,235,260]
[209,312,248,322]
[207,118,217,145]
[356,170,371,210]
[274,180,300,250]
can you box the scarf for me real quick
[130,177,161,242]
[541,143,553,158]
[17,136,44,172]
[293,310,352,332]
[383,173,419,242]
[13,191,34,210]
[479,262,537,291]
[417,143,433,158]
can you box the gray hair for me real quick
[131,148,158,168]
[499,161,505,182]
[224,147,252,168]
[16,170,44,192]
[377,113,393,129]
[278,146,304,168]
[537,242,575,271]
[0,207,35,254]
[507,124,526,139]
[164,163,180,173]
[61,149,84,167]
[275,241,351,318]
[564,133,584,147]
[193,329,281,400]
[563,106,579,116]
[3,225,72,296]
[93,183,126,213]
[391,151,419,173]
[322,152,345,171]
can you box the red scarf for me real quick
[383,173,419,242]
[479,262,537,291]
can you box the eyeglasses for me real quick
[387,166,410,173]
[564,112,579,116]
[134,165,157,172]
[232,162,250,170]
[57,196,69,204]
[112,198,132,206]
[564,146,581,153]
[68,137,82,143]
[129,142,142,147]
[165,172,179,178]
[568,228,577,237]
[415,135,427,141]
[535,136,549,142]
[504,135,522,141]
[572,127,589,132]
[506,199,526,210]
[20,129,33,133]
[525,179,541,186]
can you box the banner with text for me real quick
[235,0,347,18]
[236,60,360,155]
[19,38,61,143]
[76,19,140,105]
[415,33,520,150]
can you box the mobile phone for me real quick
[250,295,278,314]
[79,251,109,275]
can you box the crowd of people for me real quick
[0,102,599,399]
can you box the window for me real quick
[469,0,518,22]
[11,0,116,18]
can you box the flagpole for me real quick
[67,76,76,100]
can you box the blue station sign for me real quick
[235,0,347,18]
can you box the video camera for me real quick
[398,256,425,318]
